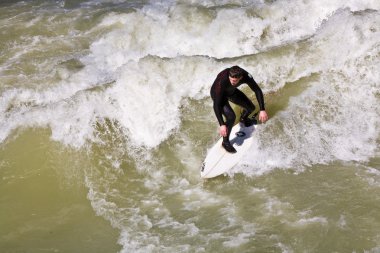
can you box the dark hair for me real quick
[229,66,243,78]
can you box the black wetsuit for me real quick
[210,67,265,142]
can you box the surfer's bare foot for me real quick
[222,141,237,153]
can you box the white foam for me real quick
[103,56,216,148]
[294,217,328,226]
[222,231,252,248]
[2,1,379,152]
[356,165,380,187]
[337,215,347,229]
[235,9,380,176]
[277,242,294,253]
[81,0,380,63]
[365,246,380,253]
[2,2,380,251]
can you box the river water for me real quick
[1,0,380,252]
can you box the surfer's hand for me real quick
[259,110,268,123]
[220,125,228,137]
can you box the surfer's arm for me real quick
[212,82,226,126]
[245,75,268,122]
[246,76,265,111]
[213,98,225,126]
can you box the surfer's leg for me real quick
[222,102,237,153]
[229,90,256,126]
[222,102,235,141]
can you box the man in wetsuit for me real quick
[210,65,268,153]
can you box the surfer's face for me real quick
[229,76,242,86]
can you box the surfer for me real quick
[210,65,268,153]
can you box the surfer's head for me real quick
[229,66,243,78]
[229,66,243,85]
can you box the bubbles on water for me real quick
[2,1,380,252]
[235,8,380,176]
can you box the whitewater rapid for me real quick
[1,1,380,252]
[1,0,379,164]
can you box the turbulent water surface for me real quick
[1,0,380,252]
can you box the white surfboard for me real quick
[201,122,257,179]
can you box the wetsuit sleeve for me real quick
[245,75,265,111]
[212,81,226,126]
